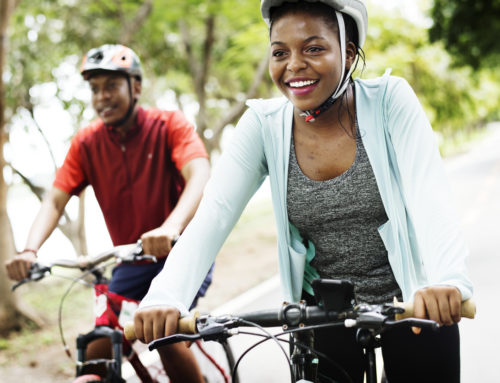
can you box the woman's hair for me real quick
[269,1,360,51]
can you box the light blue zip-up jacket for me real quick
[140,70,473,314]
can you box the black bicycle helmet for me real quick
[80,44,142,81]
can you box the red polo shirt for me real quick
[54,107,208,245]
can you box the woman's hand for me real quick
[133,305,181,344]
[412,285,462,334]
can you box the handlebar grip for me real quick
[123,312,200,341]
[124,322,137,341]
[394,298,476,320]
[178,312,199,334]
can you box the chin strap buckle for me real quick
[300,111,316,123]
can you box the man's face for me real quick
[89,73,136,126]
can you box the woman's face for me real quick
[269,10,349,112]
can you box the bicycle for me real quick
[125,278,476,383]
[12,242,237,383]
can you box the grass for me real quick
[0,269,96,367]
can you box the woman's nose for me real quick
[287,52,307,72]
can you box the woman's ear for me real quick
[345,41,357,70]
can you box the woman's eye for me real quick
[307,46,324,53]
[272,50,286,58]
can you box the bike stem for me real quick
[291,330,318,382]
[356,328,379,383]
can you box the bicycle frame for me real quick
[12,243,164,383]
[76,326,124,382]
[12,242,236,383]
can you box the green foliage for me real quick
[0,339,8,351]
[6,0,271,148]
[361,2,499,141]
[6,0,92,135]
[5,0,499,156]
[429,0,500,69]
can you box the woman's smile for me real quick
[286,78,319,95]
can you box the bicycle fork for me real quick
[356,328,379,383]
[291,329,318,383]
[76,326,124,383]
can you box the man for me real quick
[5,44,210,382]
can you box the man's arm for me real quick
[141,157,210,257]
[5,186,71,281]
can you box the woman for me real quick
[134,1,473,382]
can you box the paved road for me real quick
[447,124,500,382]
[125,123,500,382]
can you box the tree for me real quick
[1,0,272,334]
[429,0,500,69]
[1,0,45,335]
[362,3,499,140]
[26,0,272,154]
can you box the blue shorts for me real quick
[108,259,214,310]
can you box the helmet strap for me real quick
[299,11,356,123]
[109,76,137,128]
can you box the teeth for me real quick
[289,80,316,88]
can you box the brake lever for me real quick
[11,279,28,292]
[148,321,233,351]
[120,240,157,263]
[11,263,51,291]
[148,333,202,350]
[123,236,179,263]
[386,318,440,331]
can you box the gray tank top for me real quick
[287,132,402,304]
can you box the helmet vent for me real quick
[88,52,104,63]
[81,44,142,80]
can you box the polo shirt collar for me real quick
[106,107,144,142]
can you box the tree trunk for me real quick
[0,0,43,335]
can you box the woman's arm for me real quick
[138,108,269,316]
[384,77,472,324]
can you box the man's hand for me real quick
[133,305,181,344]
[140,226,180,258]
[412,285,462,334]
[5,251,37,281]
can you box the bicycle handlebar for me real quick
[393,298,476,320]
[123,312,200,341]
[123,298,476,346]
[11,241,157,291]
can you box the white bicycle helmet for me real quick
[81,44,142,81]
[261,0,368,122]
[261,0,368,48]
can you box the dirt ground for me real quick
[0,199,278,383]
